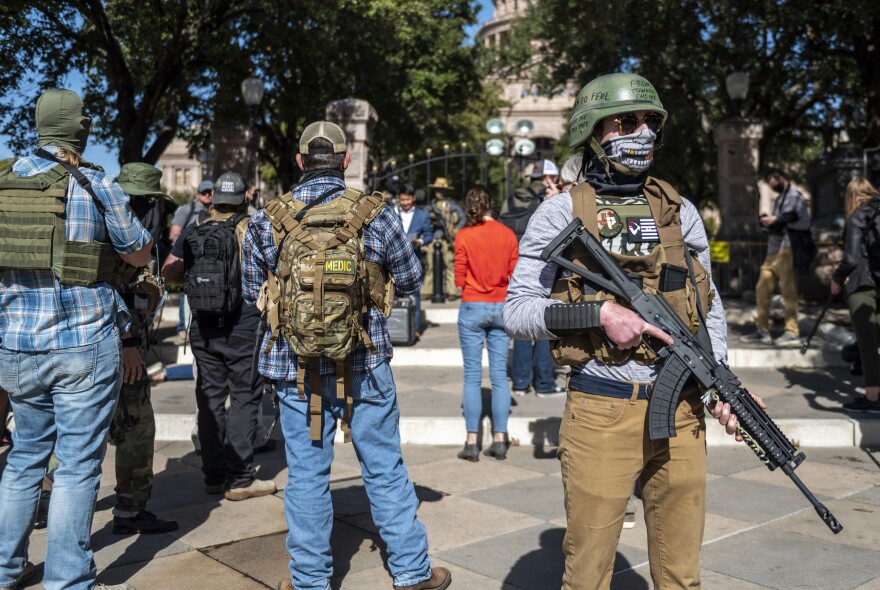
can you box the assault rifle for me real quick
[542,219,843,534]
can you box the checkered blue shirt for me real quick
[241,175,422,381]
[0,147,151,351]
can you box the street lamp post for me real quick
[484,118,535,200]
[241,75,265,205]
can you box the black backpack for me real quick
[183,213,247,318]
[499,189,540,242]
[863,200,880,279]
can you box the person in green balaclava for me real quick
[0,88,152,590]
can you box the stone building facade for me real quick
[477,0,576,162]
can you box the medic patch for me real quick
[626,217,659,242]
[597,208,623,238]
[323,257,355,275]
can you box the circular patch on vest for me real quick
[596,208,623,238]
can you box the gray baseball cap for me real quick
[212,172,246,205]
[197,180,214,193]
[299,121,347,154]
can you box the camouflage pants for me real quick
[421,239,456,297]
[109,374,156,515]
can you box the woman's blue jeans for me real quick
[0,328,122,589]
[457,302,510,433]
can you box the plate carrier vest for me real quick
[260,187,392,442]
[0,162,119,286]
[550,178,713,367]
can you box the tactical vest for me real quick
[0,163,119,286]
[435,199,461,240]
[550,178,713,367]
[261,188,392,442]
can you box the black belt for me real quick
[569,372,651,400]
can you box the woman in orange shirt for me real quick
[454,185,519,461]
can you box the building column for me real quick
[714,121,764,240]
[325,99,378,191]
[210,125,258,182]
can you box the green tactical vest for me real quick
[0,163,119,286]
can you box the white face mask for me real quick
[603,128,656,175]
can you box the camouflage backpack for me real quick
[261,186,390,442]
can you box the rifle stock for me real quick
[541,219,843,534]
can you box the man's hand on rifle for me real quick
[600,301,674,349]
[709,394,767,441]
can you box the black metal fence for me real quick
[369,150,491,196]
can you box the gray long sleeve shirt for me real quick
[503,189,728,383]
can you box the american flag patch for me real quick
[626,217,659,242]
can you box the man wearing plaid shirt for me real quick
[241,121,451,590]
[0,89,152,590]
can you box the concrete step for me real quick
[153,412,866,447]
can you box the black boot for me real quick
[112,510,179,535]
[456,443,479,462]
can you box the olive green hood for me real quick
[35,89,91,155]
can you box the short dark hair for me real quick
[400,183,415,196]
[301,137,346,171]
[765,168,786,181]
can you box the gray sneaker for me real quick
[774,333,800,347]
[96,584,135,590]
[740,329,771,344]
[623,512,636,529]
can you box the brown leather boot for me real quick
[276,580,294,590]
[394,567,452,590]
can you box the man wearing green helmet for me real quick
[504,73,755,588]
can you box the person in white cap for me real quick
[501,158,560,213]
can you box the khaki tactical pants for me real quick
[558,386,706,590]
[756,248,799,336]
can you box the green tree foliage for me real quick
[497,0,880,200]
[207,0,484,190]
[0,0,246,164]
[0,0,485,186]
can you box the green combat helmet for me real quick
[569,73,668,152]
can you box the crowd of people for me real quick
[0,70,878,590]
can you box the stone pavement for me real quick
[3,439,880,589]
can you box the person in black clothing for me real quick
[162,171,276,501]
[832,177,880,412]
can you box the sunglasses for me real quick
[613,112,664,135]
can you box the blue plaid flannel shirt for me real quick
[241,175,422,381]
[0,147,151,351]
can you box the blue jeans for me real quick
[511,339,556,392]
[457,302,510,433]
[277,361,431,589]
[0,328,122,589]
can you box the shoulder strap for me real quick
[570,182,597,236]
[35,148,105,215]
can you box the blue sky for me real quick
[1,0,495,179]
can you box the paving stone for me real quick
[732,459,880,499]
[330,481,443,518]
[436,523,566,590]
[705,475,821,524]
[334,558,521,590]
[799,448,880,472]
[407,457,544,496]
[462,474,565,522]
[202,531,288,587]
[499,444,562,475]
[706,446,763,476]
[774,498,880,551]
[698,569,770,589]
[849,485,880,508]
[98,550,267,589]
[165,493,287,549]
[340,495,542,553]
[701,526,880,589]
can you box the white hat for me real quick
[530,159,559,179]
